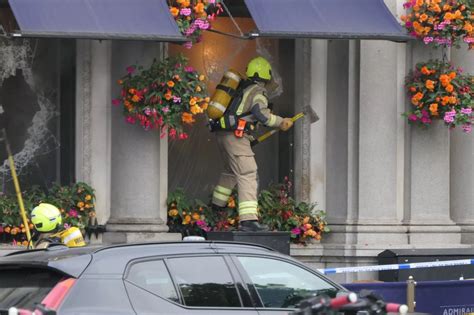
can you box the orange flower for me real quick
[429,103,439,115]
[439,74,450,87]
[173,75,181,81]
[421,66,431,75]
[192,213,200,220]
[444,12,454,20]
[449,96,457,104]
[201,102,209,110]
[182,0,190,7]
[167,80,175,88]
[441,96,450,105]
[196,85,202,92]
[190,105,202,115]
[131,94,141,102]
[443,4,451,11]
[189,98,197,106]
[449,71,457,79]
[425,80,435,90]
[170,6,179,17]
[128,88,136,94]
[410,86,417,92]
[464,23,473,32]
[199,74,205,81]
[117,79,123,85]
[194,2,204,13]
[182,112,195,124]
[168,209,178,217]
[183,215,191,225]
[415,0,423,6]
[445,84,454,93]
[420,14,428,22]
[205,97,210,102]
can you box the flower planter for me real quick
[206,231,291,255]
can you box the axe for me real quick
[251,105,319,147]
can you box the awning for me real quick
[244,0,410,41]
[7,0,186,41]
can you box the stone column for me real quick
[354,37,408,244]
[309,39,327,211]
[103,41,179,243]
[406,42,461,244]
[450,43,474,243]
[76,40,112,227]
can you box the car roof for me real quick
[0,241,283,277]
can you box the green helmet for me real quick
[31,203,62,233]
[246,56,272,81]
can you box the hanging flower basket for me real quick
[169,0,223,48]
[403,60,473,133]
[113,55,209,140]
[401,0,473,48]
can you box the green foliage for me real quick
[0,182,96,244]
[167,178,330,245]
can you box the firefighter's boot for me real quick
[239,220,269,232]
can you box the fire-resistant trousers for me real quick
[212,132,259,221]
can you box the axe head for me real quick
[303,105,319,124]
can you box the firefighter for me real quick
[31,203,86,248]
[211,56,294,231]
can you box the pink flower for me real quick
[144,108,152,116]
[112,99,121,106]
[173,96,181,103]
[408,114,418,122]
[461,108,472,115]
[169,128,177,139]
[185,66,194,72]
[291,228,301,235]
[68,209,78,218]
[126,66,135,74]
[126,116,136,124]
[405,21,413,28]
[462,124,472,133]
[179,132,189,140]
[423,36,434,44]
[196,220,211,232]
[421,116,431,124]
[64,223,71,229]
[180,8,191,16]
[183,41,193,49]
[162,106,170,113]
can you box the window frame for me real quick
[230,254,345,311]
[123,253,256,311]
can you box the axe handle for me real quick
[251,112,304,147]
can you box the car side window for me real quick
[167,256,241,307]
[126,260,179,303]
[237,256,339,309]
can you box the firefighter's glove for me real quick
[280,118,293,131]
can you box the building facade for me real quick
[1,0,472,282]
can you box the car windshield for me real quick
[0,267,63,310]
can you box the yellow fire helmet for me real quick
[31,203,62,233]
[55,227,86,247]
[246,56,272,81]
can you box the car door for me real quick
[124,254,258,315]
[231,255,342,315]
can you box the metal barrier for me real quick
[323,258,474,315]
